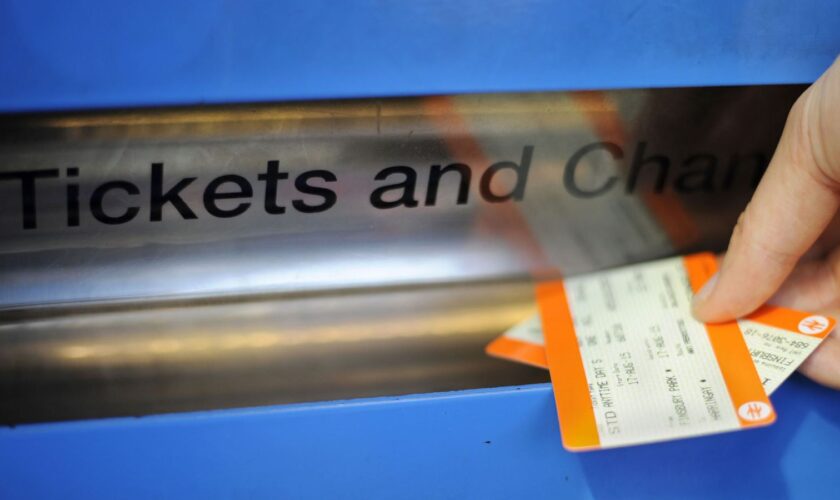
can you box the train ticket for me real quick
[487,303,834,396]
[529,253,776,450]
[739,306,835,394]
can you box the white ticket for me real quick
[515,253,780,450]
[488,304,835,396]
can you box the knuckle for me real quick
[788,79,840,191]
[746,234,798,267]
[737,204,798,266]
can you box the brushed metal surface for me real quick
[0,87,805,423]
[0,87,801,308]
[0,280,546,424]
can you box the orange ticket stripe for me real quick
[748,304,836,339]
[683,253,775,427]
[537,282,600,450]
[485,336,548,369]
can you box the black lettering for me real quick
[564,142,621,198]
[150,163,197,221]
[66,167,80,227]
[292,170,337,214]
[90,181,140,225]
[203,174,253,218]
[479,145,533,203]
[627,142,668,193]
[257,160,289,214]
[425,163,471,206]
[675,154,716,193]
[0,169,60,229]
[370,166,419,209]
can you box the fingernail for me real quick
[693,272,718,306]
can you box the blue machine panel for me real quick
[1,376,838,499]
[1,1,839,498]
[1,0,839,112]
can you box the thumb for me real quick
[693,56,840,323]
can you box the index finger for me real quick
[692,58,840,322]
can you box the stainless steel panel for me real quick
[0,87,801,308]
[0,281,546,424]
[0,87,804,423]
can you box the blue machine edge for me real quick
[1,0,839,112]
[1,376,839,499]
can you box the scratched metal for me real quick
[0,87,801,309]
[0,87,807,422]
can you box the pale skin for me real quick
[692,55,840,389]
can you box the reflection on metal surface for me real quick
[0,86,805,423]
[0,280,546,424]
[0,86,802,308]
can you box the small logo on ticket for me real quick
[738,401,772,422]
[798,315,829,335]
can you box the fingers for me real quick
[768,247,840,312]
[765,247,840,389]
[693,56,840,322]
[798,332,840,390]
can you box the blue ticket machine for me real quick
[1,2,839,498]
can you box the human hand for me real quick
[692,56,840,389]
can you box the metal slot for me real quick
[0,281,547,424]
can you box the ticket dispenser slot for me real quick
[0,86,803,423]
